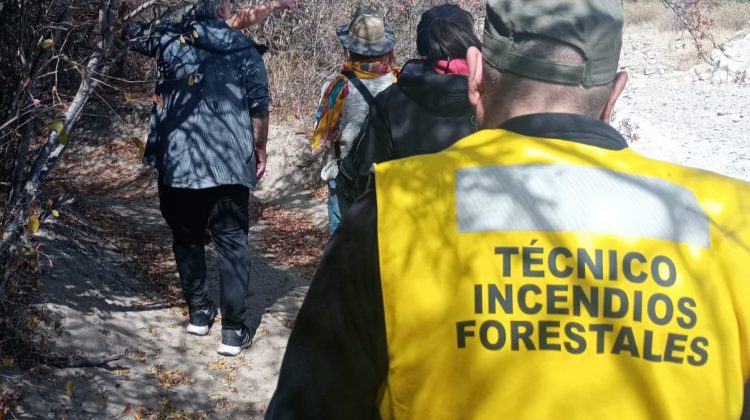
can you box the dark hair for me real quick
[347,51,396,66]
[416,4,481,66]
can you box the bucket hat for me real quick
[336,5,396,57]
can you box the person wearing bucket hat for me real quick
[311,5,398,235]
[267,0,750,418]
[337,4,481,202]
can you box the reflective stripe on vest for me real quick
[374,128,750,420]
[456,164,709,247]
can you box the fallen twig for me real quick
[42,353,125,368]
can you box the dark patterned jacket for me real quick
[125,19,270,189]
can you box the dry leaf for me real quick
[131,138,145,157]
[188,74,195,87]
[122,403,132,416]
[41,38,54,48]
[65,379,74,396]
[2,358,14,367]
[152,95,164,108]
[123,92,133,102]
[192,29,199,39]
[133,411,142,420]
[179,35,186,45]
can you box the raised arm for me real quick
[227,0,299,31]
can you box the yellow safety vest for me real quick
[374,128,750,419]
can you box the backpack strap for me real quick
[332,71,377,162]
[341,71,378,107]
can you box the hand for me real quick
[255,148,268,181]
[272,0,299,11]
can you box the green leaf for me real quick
[41,38,54,49]
[51,120,68,144]
[52,209,60,217]
[2,358,14,367]
[65,379,74,396]
[51,120,64,134]
[123,91,133,102]
[188,74,194,87]
[27,215,40,235]
[192,29,199,39]
[21,247,37,258]
[179,35,186,46]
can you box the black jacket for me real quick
[339,59,476,201]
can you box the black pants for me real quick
[158,183,250,330]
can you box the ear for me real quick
[466,46,484,109]
[600,71,628,124]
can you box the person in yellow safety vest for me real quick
[266,0,750,418]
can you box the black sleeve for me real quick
[742,381,750,420]
[265,190,387,420]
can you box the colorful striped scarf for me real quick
[312,61,398,150]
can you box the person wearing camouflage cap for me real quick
[267,0,750,418]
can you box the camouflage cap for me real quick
[483,0,623,86]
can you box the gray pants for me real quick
[158,183,250,330]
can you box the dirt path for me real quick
[1,117,324,418]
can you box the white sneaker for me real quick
[186,305,215,336]
[217,328,252,356]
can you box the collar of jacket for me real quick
[498,113,628,150]
[397,59,472,116]
[186,19,255,54]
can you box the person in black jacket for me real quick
[339,4,481,201]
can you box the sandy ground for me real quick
[2,26,749,419]
[1,121,322,418]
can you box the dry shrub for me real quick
[711,2,750,34]
[626,0,750,36]
[623,0,667,25]
[239,0,485,128]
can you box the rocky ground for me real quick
[615,27,750,182]
[1,25,749,419]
